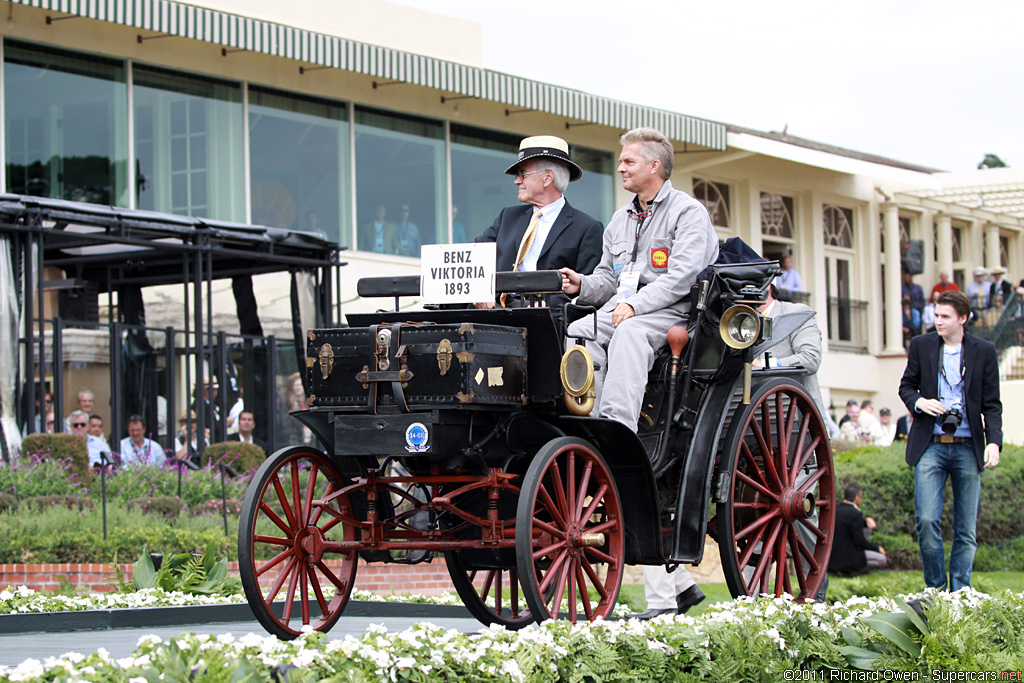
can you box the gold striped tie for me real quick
[502,208,542,307]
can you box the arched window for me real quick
[693,178,731,229]
[823,205,854,248]
[760,193,793,238]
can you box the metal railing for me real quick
[826,297,870,354]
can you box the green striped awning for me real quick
[12,0,726,150]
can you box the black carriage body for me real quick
[306,322,529,410]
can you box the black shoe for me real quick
[676,585,706,614]
[627,607,676,620]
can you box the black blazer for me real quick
[828,501,879,574]
[898,331,1002,469]
[476,200,603,307]
[227,433,267,452]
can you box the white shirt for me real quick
[119,436,166,467]
[86,434,110,466]
[227,398,244,434]
[518,196,566,272]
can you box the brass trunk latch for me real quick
[318,343,334,380]
[436,338,453,375]
[376,328,392,371]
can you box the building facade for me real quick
[3,0,1022,440]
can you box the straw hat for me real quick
[504,135,583,182]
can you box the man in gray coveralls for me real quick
[560,127,718,433]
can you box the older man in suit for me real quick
[899,289,1001,591]
[474,135,603,308]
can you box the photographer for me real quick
[898,290,1002,591]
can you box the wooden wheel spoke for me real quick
[290,461,304,526]
[581,518,618,537]
[299,561,310,625]
[773,526,787,596]
[534,539,568,561]
[549,461,570,524]
[796,466,827,495]
[259,500,293,536]
[493,571,503,614]
[510,570,520,616]
[580,555,607,600]
[282,558,301,622]
[256,548,294,577]
[788,413,811,485]
[574,461,594,521]
[579,484,610,523]
[537,485,568,532]
[737,471,774,501]
[265,556,296,606]
[747,518,782,594]
[567,452,577,524]
[737,517,772,569]
[549,557,571,618]
[309,483,335,525]
[739,441,771,490]
[567,556,577,622]
[734,501,770,509]
[576,565,594,620]
[583,546,617,566]
[759,402,774,459]
[791,436,822,485]
[751,417,783,490]
[307,564,330,615]
[735,507,780,542]
[532,517,567,540]
[272,476,299,532]
[301,464,320,524]
[538,548,570,595]
[788,526,809,595]
[797,516,826,541]
[254,534,292,547]
[315,560,349,591]
[480,570,496,599]
[777,393,792,470]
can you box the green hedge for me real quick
[19,434,91,484]
[0,526,235,564]
[833,442,1024,570]
[200,441,266,472]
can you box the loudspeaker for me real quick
[901,240,924,275]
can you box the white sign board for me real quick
[420,242,496,305]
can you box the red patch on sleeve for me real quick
[651,247,669,268]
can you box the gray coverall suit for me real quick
[568,180,718,432]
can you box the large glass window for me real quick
[354,107,445,256]
[134,65,244,221]
[249,87,349,245]
[4,40,128,205]
[568,145,615,224]
[693,178,731,229]
[449,124,520,243]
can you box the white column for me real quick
[740,179,763,257]
[883,203,904,354]
[807,191,827,348]
[985,223,1001,269]
[935,213,954,281]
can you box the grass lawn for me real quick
[618,571,1024,617]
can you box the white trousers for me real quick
[642,565,695,609]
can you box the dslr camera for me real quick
[939,405,964,435]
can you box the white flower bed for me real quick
[1,588,1021,681]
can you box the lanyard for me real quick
[938,344,965,389]
[627,200,656,263]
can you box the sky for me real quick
[387,0,1023,172]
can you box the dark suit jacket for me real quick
[476,200,603,308]
[898,331,1002,469]
[227,433,267,452]
[828,501,879,574]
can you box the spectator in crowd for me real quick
[226,383,244,435]
[25,390,53,435]
[895,413,912,442]
[88,414,108,446]
[451,204,467,244]
[119,415,165,467]
[359,203,399,254]
[859,400,881,431]
[922,290,939,333]
[965,267,991,310]
[989,267,1012,308]
[191,377,219,436]
[875,407,897,447]
[828,484,887,576]
[902,297,921,347]
[899,289,1002,591]
[44,410,55,433]
[930,271,957,298]
[774,254,803,300]
[838,399,858,428]
[393,204,422,257]
[70,409,109,468]
[174,410,209,465]
[902,272,926,319]
[839,403,882,445]
[277,372,310,447]
[227,410,267,452]
[65,389,96,431]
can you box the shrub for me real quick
[0,493,17,512]
[96,461,251,509]
[189,498,242,517]
[201,441,266,472]
[20,434,91,484]
[128,496,188,518]
[20,495,95,512]
[0,451,88,499]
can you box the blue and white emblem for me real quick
[405,422,429,453]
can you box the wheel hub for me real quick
[296,525,326,563]
[780,488,816,523]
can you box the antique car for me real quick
[238,261,835,638]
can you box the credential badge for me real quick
[405,422,429,453]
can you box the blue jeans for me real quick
[914,441,981,591]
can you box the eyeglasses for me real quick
[514,169,546,180]
[71,422,87,427]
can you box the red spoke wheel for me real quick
[239,447,357,639]
[717,379,835,601]
[516,437,624,623]
[445,551,534,629]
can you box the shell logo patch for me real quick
[651,247,669,268]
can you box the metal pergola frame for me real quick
[0,193,345,459]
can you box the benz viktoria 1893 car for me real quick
[238,257,835,638]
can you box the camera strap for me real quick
[938,343,965,389]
